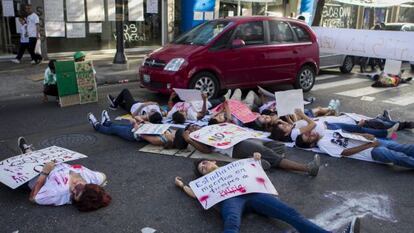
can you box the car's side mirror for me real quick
[231,39,245,49]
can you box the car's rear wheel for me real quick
[340,56,354,73]
[189,71,219,98]
[294,65,315,92]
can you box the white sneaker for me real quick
[88,113,99,128]
[101,110,111,125]
[223,89,231,100]
[11,59,21,64]
[30,60,36,64]
[230,88,242,101]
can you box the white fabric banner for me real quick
[86,0,105,21]
[189,158,278,209]
[45,22,66,37]
[333,0,412,7]
[1,0,14,17]
[275,89,304,117]
[107,0,116,21]
[66,23,86,38]
[128,0,144,21]
[146,0,158,14]
[89,22,102,33]
[66,0,86,21]
[0,146,87,189]
[313,27,414,61]
[44,0,64,21]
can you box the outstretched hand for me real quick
[175,176,185,188]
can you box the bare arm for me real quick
[341,142,378,157]
[197,93,208,120]
[175,177,196,199]
[296,109,316,134]
[183,131,213,153]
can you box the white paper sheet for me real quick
[383,59,402,75]
[86,0,105,21]
[173,88,202,102]
[89,22,102,33]
[66,23,86,38]
[45,22,66,37]
[146,0,158,13]
[228,11,234,17]
[204,11,214,20]
[66,0,86,21]
[44,0,64,21]
[194,11,203,20]
[107,0,116,21]
[1,0,14,17]
[128,0,144,21]
[275,89,304,116]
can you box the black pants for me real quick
[114,89,137,112]
[43,84,58,96]
[15,43,29,60]
[28,37,42,62]
[233,139,285,167]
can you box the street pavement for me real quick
[0,66,413,233]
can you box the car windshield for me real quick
[173,21,232,46]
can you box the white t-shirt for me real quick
[20,24,29,43]
[130,102,161,116]
[26,13,40,38]
[317,130,375,162]
[33,163,105,206]
[167,102,198,121]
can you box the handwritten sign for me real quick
[75,61,98,104]
[0,146,87,189]
[211,100,258,124]
[313,27,414,61]
[383,59,402,75]
[189,123,269,149]
[189,158,278,209]
[275,89,304,117]
[132,123,170,135]
[173,88,202,102]
[146,0,158,14]
[66,23,86,38]
[128,0,144,21]
[45,22,65,37]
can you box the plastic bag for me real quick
[35,39,42,55]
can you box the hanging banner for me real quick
[45,22,65,37]
[86,0,105,21]
[1,0,14,17]
[66,0,86,21]
[44,0,64,21]
[313,27,414,61]
[66,23,86,38]
[75,61,98,104]
[189,158,278,210]
[128,0,144,21]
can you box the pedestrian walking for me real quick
[11,17,30,64]
[25,4,42,64]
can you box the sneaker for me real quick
[383,110,392,121]
[261,160,271,171]
[387,123,399,138]
[223,89,231,100]
[17,137,33,154]
[328,99,336,110]
[88,113,99,128]
[107,94,117,110]
[342,217,361,233]
[11,59,20,64]
[307,154,320,177]
[334,99,341,115]
[230,88,242,101]
[101,110,111,125]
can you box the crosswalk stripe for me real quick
[317,75,339,81]
[336,84,410,97]
[312,78,369,91]
[382,94,414,106]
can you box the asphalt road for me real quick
[0,69,413,233]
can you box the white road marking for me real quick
[360,96,375,101]
[312,78,369,91]
[383,94,414,106]
[317,75,339,81]
[336,84,409,97]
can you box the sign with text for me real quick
[75,61,98,104]
[173,88,202,102]
[189,158,278,209]
[275,89,304,117]
[0,146,87,189]
[189,123,269,149]
[383,59,402,75]
[211,100,258,124]
[132,123,170,135]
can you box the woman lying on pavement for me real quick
[17,137,111,211]
[88,110,178,148]
[174,152,360,233]
[174,124,321,176]
[166,92,209,124]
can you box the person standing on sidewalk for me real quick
[25,4,42,64]
[11,17,29,64]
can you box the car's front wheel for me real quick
[189,71,219,98]
[294,66,315,92]
[340,56,354,73]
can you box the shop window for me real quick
[234,21,264,46]
[291,25,311,42]
[269,21,294,43]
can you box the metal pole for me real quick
[113,0,127,64]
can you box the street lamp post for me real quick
[113,0,127,64]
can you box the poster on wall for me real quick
[44,0,64,21]
[66,23,86,38]
[45,22,66,37]
[89,22,102,33]
[1,0,14,17]
[193,11,203,20]
[86,0,105,21]
[66,0,86,21]
[107,0,115,21]
[204,11,214,20]
[75,61,98,104]
[146,0,158,14]
[128,0,144,21]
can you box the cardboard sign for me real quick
[1,0,14,17]
[275,89,304,117]
[128,0,144,21]
[211,100,258,124]
[173,88,203,102]
[189,123,269,150]
[189,158,278,209]
[0,146,87,189]
[55,61,78,97]
[132,123,171,135]
[383,59,402,75]
[76,61,98,104]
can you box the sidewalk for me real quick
[0,48,156,101]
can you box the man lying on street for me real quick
[17,137,111,211]
[295,130,414,169]
[270,109,399,143]
[174,152,360,233]
[88,110,177,148]
[107,88,164,124]
[174,124,321,176]
[358,110,414,132]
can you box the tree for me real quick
[312,0,326,26]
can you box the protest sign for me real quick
[0,146,87,189]
[339,131,373,143]
[76,61,98,104]
[189,123,269,149]
[86,0,105,21]
[211,100,258,124]
[132,124,171,135]
[384,59,402,75]
[275,89,304,116]
[173,88,202,102]
[189,158,278,209]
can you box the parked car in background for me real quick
[319,53,355,73]
[139,16,320,97]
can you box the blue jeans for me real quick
[220,193,329,233]
[95,121,137,142]
[371,139,414,168]
[325,122,387,138]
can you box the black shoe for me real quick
[17,137,33,154]
[383,110,392,121]
[107,94,117,110]
[342,217,361,233]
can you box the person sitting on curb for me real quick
[16,137,111,211]
[107,88,164,124]
[167,92,208,124]
[42,59,58,103]
[174,152,360,233]
[174,124,321,176]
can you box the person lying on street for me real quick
[107,88,164,123]
[295,130,414,169]
[167,91,208,124]
[17,137,111,211]
[358,110,414,132]
[88,110,177,148]
[174,124,321,176]
[174,152,360,233]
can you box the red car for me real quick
[139,16,319,97]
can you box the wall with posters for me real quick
[320,0,358,28]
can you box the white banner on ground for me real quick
[384,60,402,75]
[0,146,87,189]
[275,89,304,117]
[313,27,414,61]
[66,23,86,38]
[128,0,144,21]
[189,158,278,209]
[66,0,86,21]
[86,0,105,21]
[107,0,115,21]
[1,0,14,17]
[189,123,269,150]
[89,22,102,33]
[45,22,65,37]
[133,124,171,135]
[173,88,202,102]
[44,0,64,21]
